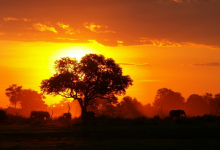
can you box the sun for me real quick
[55,45,97,61]
[48,45,99,74]
[52,45,99,62]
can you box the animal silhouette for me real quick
[63,112,71,120]
[169,110,186,119]
[30,111,50,120]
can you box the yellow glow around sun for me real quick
[49,45,99,74]
[55,45,96,61]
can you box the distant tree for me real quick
[5,84,47,111]
[143,103,158,118]
[5,84,22,108]
[19,89,47,110]
[202,93,214,114]
[203,93,213,103]
[40,54,133,119]
[208,93,220,115]
[89,97,118,109]
[87,96,118,115]
[153,88,185,114]
[186,94,208,116]
[116,96,143,118]
[89,97,118,117]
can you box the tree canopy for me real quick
[117,96,143,118]
[40,54,133,119]
[5,84,47,110]
[186,94,209,116]
[5,84,22,108]
[153,88,185,112]
[19,89,47,110]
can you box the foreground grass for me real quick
[1,116,220,150]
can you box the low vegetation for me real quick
[1,113,220,125]
[1,114,220,150]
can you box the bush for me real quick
[0,109,7,123]
[202,114,216,122]
[150,115,161,125]
[133,117,147,125]
[174,118,184,124]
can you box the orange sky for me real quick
[1,0,220,107]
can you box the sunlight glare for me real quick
[55,45,96,61]
[49,45,99,74]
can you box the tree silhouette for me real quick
[40,54,133,119]
[153,88,185,114]
[86,96,118,117]
[117,96,143,118]
[5,84,47,111]
[203,93,213,103]
[89,97,118,109]
[186,94,208,116]
[5,84,22,108]
[19,89,47,110]
[208,93,220,115]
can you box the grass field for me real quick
[1,116,220,150]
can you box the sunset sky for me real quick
[1,0,220,107]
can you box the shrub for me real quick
[174,118,184,124]
[0,109,7,123]
[133,117,147,125]
[202,114,216,122]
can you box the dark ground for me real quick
[1,117,220,150]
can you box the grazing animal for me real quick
[30,111,50,120]
[86,111,95,119]
[63,112,72,120]
[0,109,7,123]
[169,110,186,119]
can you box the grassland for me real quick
[1,116,220,150]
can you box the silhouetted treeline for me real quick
[3,85,220,119]
[87,88,220,118]
[4,84,48,117]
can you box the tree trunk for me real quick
[81,105,87,120]
[77,97,88,120]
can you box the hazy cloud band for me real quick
[0,0,220,47]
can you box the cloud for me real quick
[172,0,183,2]
[136,63,151,66]
[137,37,181,47]
[119,63,135,66]
[57,22,79,34]
[21,18,31,22]
[33,23,58,34]
[4,17,18,21]
[138,79,160,82]
[57,22,69,29]
[0,0,220,47]
[4,17,31,22]
[56,37,79,41]
[119,63,151,66]
[84,23,116,33]
[192,62,220,66]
